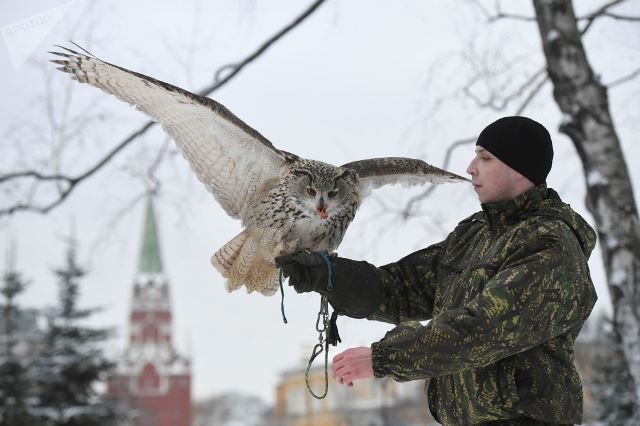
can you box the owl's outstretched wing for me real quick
[50,45,289,221]
[340,157,469,195]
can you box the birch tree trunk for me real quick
[533,0,640,410]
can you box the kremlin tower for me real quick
[107,197,191,426]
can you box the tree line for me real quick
[0,239,119,426]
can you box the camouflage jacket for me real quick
[368,185,597,425]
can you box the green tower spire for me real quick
[137,196,164,274]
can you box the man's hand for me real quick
[275,251,331,294]
[275,252,384,319]
[331,347,374,387]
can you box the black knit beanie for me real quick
[476,116,553,185]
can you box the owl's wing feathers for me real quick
[50,45,287,221]
[341,157,469,195]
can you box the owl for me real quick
[50,45,469,296]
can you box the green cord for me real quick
[278,251,335,399]
[278,268,287,324]
[305,335,329,399]
[305,251,334,400]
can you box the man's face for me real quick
[466,147,519,203]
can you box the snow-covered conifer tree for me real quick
[30,238,117,426]
[0,251,36,426]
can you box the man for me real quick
[276,116,597,425]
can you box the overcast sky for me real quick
[1,0,639,404]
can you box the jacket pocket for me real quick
[497,358,521,409]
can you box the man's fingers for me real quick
[274,255,294,267]
[275,251,321,267]
[334,368,358,387]
[331,354,347,378]
[332,363,346,380]
[292,251,325,267]
[331,347,372,387]
[341,372,355,386]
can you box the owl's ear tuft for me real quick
[338,167,358,182]
[289,168,313,185]
[281,151,300,164]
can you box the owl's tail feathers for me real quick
[251,267,279,297]
[232,237,279,296]
[211,231,248,280]
[211,231,279,296]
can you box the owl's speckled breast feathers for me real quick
[51,44,469,296]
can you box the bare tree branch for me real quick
[515,74,549,115]
[0,0,327,217]
[579,0,630,34]
[606,66,640,88]
[464,66,547,111]
[145,136,173,194]
[487,12,536,23]
[161,0,205,89]
[0,121,156,216]
[466,0,535,23]
[581,0,628,18]
[206,0,326,91]
[598,12,640,21]
[465,0,493,20]
[471,0,638,29]
[402,137,476,219]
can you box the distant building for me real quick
[272,355,436,426]
[107,197,192,426]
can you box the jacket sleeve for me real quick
[371,222,597,381]
[366,240,445,325]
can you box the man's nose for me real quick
[466,160,477,176]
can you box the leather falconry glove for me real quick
[275,251,383,319]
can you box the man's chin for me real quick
[477,193,494,204]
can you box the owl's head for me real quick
[287,160,358,220]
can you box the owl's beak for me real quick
[316,197,328,220]
[316,207,328,220]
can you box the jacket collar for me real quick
[481,184,548,232]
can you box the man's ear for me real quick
[511,168,530,182]
[512,170,526,181]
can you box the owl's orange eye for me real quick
[307,187,316,196]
